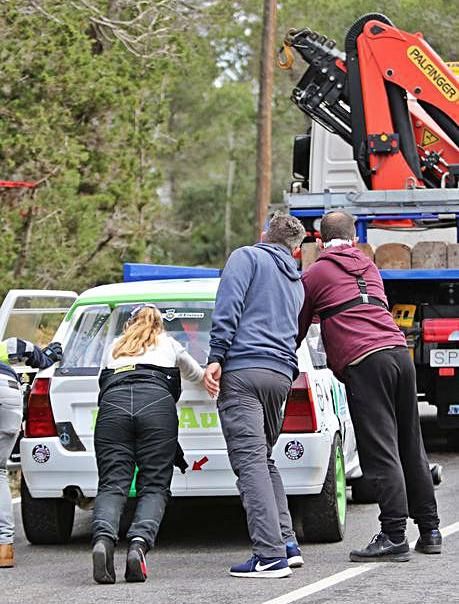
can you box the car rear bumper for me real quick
[21,432,334,499]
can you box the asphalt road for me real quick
[3,411,459,604]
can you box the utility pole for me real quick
[255,0,277,240]
[225,131,235,258]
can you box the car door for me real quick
[0,289,78,343]
[0,289,78,466]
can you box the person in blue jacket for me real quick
[204,212,306,578]
[0,337,62,568]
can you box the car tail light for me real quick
[25,378,57,438]
[282,372,317,433]
[423,319,459,343]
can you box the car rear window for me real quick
[3,295,76,348]
[57,301,214,376]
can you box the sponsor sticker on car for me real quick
[285,440,304,460]
[32,444,51,464]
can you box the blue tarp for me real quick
[380,269,459,280]
[124,263,459,283]
[123,263,221,282]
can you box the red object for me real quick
[439,368,455,377]
[355,21,458,190]
[335,58,347,73]
[282,372,317,433]
[192,455,209,471]
[140,558,148,579]
[25,378,58,437]
[423,319,459,343]
[290,17,459,190]
[0,180,38,189]
[299,246,406,378]
[370,219,415,228]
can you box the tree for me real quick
[255,0,276,239]
[0,0,456,295]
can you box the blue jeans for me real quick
[0,378,22,545]
[92,380,178,549]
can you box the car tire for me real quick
[21,475,75,545]
[293,433,346,543]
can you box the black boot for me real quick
[415,529,442,554]
[92,537,116,584]
[125,539,148,583]
[349,532,410,563]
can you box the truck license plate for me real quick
[448,405,459,416]
[430,349,459,367]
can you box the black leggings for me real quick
[92,381,178,549]
[343,347,439,538]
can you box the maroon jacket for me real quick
[298,245,406,378]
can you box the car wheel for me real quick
[21,475,75,545]
[293,433,346,543]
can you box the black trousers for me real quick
[92,380,178,549]
[343,347,439,537]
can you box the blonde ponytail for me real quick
[112,306,164,359]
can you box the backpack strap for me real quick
[319,273,388,320]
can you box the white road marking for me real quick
[262,521,459,604]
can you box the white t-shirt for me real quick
[105,332,204,383]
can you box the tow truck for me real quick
[278,13,459,447]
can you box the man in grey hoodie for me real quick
[204,212,305,579]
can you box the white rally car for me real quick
[19,273,361,545]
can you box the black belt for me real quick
[99,363,182,402]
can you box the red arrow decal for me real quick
[192,456,209,471]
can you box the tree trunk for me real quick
[255,0,277,241]
[225,131,235,258]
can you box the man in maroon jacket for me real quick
[298,211,441,562]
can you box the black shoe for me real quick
[415,529,442,554]
[349,532,410,563]
[92,537,116,584]
[125,540,148,583]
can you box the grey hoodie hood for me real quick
[254,243,300,281]
[209,243,304,380]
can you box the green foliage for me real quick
[0,1,174,292]
[0,1,456,295]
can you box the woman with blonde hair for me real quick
[92,303,204,584]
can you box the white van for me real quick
[19,277,360,546]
